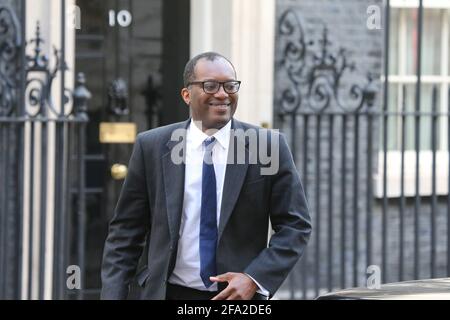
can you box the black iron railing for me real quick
[276,0,450,299]
[0,1,90,300]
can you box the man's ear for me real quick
[181,88,190,105]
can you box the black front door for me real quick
[74,0,189,298]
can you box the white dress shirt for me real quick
[168,119,269,297]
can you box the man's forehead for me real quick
[194,57,236,78]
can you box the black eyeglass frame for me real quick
[186,80,242,94]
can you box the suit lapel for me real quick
[218,119,249,241]
[162,119,190,243]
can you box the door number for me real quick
[109,10,132,27]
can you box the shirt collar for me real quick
[188,118,232,150]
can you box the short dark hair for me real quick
[183,52,236,87]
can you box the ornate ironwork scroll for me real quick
[276,9,376,116]
[24,21,71,118]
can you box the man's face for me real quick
[181,58,238,132]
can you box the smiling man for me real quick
[101,52,311,300]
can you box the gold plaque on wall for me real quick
[99,122,137,143]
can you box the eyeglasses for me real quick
[187,80,241,94]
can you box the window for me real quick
[375,1,450,197]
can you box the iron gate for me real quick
[0,1,90,299]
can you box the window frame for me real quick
[375,4,450,198]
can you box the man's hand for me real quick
[210,272,258,300]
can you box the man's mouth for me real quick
[209,102,231,108]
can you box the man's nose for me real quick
[214,85,229,98]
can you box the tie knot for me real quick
[204,136,216,149]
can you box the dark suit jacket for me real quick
[101,118,311,299]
